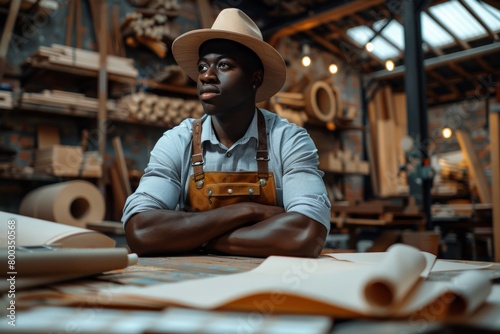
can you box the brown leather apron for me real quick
[187,110,277,211]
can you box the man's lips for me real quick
[200,91,218,100]
[199,86,219,100]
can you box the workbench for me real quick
[2,253,500,334]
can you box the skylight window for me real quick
[421,12,454,47]
[429,1,486,40]
[345,0,500,61]
[346,25,373,45]
[378,20,404,50]
[466,0,500,31]
[370,36,400,59]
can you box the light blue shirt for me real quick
[122,109,331,232]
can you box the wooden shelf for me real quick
[0,172,96,182]
[305,118,364,132]
[139,79,197,96]
[22,61,137,86]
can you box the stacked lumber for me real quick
[121,0,180,58]
[113,92,203,126]
[431,151,469,197]
[0,90,13,109]
[270,92,309,127]
[366,85,408,197]
[33,145,83,177]
[0,0,58,11]
[80,151,102,178]
[318,149,369,174]
[318,151,342,173]
[21,90,116,113]
[331,200,425,228]
[152,64,189,86]
[432,203,492,218]
[24,44,138,79]
[339,149,370,174]
[129,0,180,11]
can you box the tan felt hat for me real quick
[172,8,286,102]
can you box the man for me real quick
[123,8,331,258]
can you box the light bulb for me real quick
[302,55,311,67]
[329,64,338,74]
[442,127,452,139]
[365,42,374,52]
[385,59,395,71]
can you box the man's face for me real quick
[196,39,261,116]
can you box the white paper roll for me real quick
[19,180,105,228]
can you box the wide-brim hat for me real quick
[172,8,286,102]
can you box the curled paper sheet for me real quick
[446,270,492,316]
[363,243,426,308]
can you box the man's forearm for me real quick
[207,212,327,258]
[125,203,285,256]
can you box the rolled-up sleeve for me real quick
[279,125,331,233]
[122,123,191,225]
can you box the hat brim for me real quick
[172,29,286,102]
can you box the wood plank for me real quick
[109,162,127,221]
[391,91,407,167]
[367,94,380,196]
[196,0,215,28]
[97,0,108,192]
[375,87,398,196]
[76,0,83,48]
[456,130,492,203]
[491,95,500,261]
[65,0,76,46]
[112,136,132,196]
[382,85,400,194]
[0,0,22,80]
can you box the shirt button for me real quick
[226,152,231,157]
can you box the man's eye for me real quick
[198,64,208,72]
[219,62,231,69]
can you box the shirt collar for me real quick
[201,109,259,146]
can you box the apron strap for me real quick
[191,118,204,183]
[256,109,270,180]
[190,109,270,182]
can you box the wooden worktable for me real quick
[4,254,500,334]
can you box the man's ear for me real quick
[253,69,264,88]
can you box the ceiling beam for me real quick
[479,0,500,9]
[303,30,345,60]
[267,0,385,47]
[366,42,500,80]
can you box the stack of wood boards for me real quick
[309,129,369,174]
[33,124,95,177]
[318,149,369,174]
[0,0,59,11]
[0,90,12,109]
[80,151,102,178]
[121,12,174,58]
[113,92,203,126]
[270,92,309,127]
[431,203,492,219]
[366,85,408,197]
[21,90,116,114]
[331,200,425,228]
[24,44,138,79]
[34,145,83,177]
[431,151,469,197]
